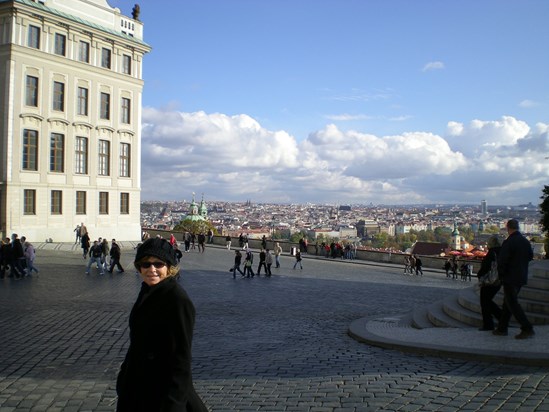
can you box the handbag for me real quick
[479,253,499,286]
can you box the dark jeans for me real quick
[497,283,533,332]
[231,264,244,278]
[243,265,254,278]
[480,284,502,329]
[109,258,124,272]
[257,262,267,275]
[12,258,26,277]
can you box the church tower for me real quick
[451,222,461,250]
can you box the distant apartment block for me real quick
[0,0,151,241]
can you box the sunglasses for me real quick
[139,261,167,269]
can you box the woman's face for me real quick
[138,257,169,286]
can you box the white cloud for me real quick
[519,99,540,108]
[139,108,549,205]
[445,116,530,156]
[422,61,445,72]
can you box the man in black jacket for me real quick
[108,239,124,273]
[493,219,535,339]
[11,234,26,278]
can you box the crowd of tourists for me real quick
[228,238,288,278]
[402,254,424,276]
[74,223,125,276]
[0,233,38,279]
[320,241,357,259]
[442,256,474,281]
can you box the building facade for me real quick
[0,0,151,241]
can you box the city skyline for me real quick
[110,0,549,205]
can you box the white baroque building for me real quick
[0,0,151,241]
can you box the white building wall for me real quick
[0,0,150,241]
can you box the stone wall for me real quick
[142,228,483,273]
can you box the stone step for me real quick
[411,306,435,329]
[520,285,549,303]
[528,277,549,290]
[455,286,549,325]
[493,293,549,319]
[469,277,549,303]
[457,287,484,314]
[408,259,549,332]
[397,311,416,327]
[442,295,483,328]
[459,286,549,317]
[426,298,471,328]
[529,260,549,280]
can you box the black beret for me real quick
[135,238,177,266]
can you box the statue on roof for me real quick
[132,4,140,21]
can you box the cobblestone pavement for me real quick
[0,244,548,411]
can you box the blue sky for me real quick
[109,0,549,205]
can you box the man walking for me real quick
[493,219,535,339]
[108,239,124,273]
[256,249,267,276]
[274,242,282,268]
[86,240,105,275]
[265,249,273,276]
[11,234,26,278]
[74,224,81,244]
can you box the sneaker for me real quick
[492,329,508,336]
[515,329,535,340]
[85,272,89,275]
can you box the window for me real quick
[99,192,109,214]
[78,41,90,63]
[25,76,38,107]
[98,140,110,176]
[120,143,130,177]
[121,97,131,124]
[51,190,62,214]
[22,129,38,171]
[75,137,88,174]
[120,192,129,214]
[123,54,132,75]
[24,189,36,215]
[77,87,88,116]
[53,81,65,111]
[50,133,64,172]
[100,92,110,120]
[76,191,86,214]
[54,33,66,56]
[101,48,111,69]
[28,25,40,49]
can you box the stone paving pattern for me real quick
[0,243,548,411]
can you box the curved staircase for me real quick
[411,260,549,329]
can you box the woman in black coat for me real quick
[116,238,207,412]
[476,236,503,331]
